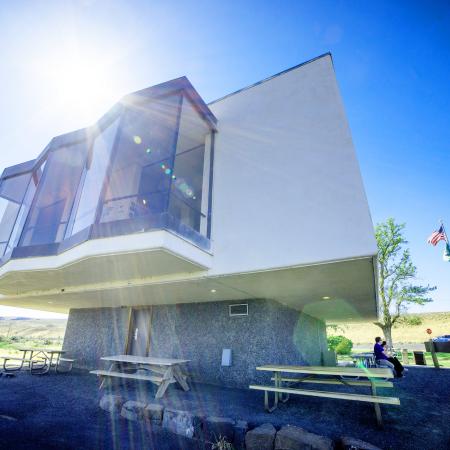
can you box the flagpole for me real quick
[440,219,449,243]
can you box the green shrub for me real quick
[396,315,423,326]
[336,337,353,355]
[327,335,353,355]
[406,316,423,326]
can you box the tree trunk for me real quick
[381,325,394,350]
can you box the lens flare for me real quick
[133,136,142,144]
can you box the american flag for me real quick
[427,225,447,246]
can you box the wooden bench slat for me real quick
[249,385,400,405]
[257,365,393,379]
[90,370,165,384]
[271,377,393,388]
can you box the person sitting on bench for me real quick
[374,337,404,377]
[382,340,407,376]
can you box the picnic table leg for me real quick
[173,365,190,391]
[155,367,174,399]
[370,380,383,427]
[3,350,27,372]
[30,351,51,375]
[99,363,115,390]
[52,353,62,372]
[263,371,279,413]
[275,372,290,403]
[429,340,440,368]
[20,350,27,370]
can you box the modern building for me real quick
[0,53,378,387]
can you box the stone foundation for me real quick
[63,298,327,388]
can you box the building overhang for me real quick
[0,230,212,296]
[0,255,377,321]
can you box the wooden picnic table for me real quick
[90,355,190,399]
[249,365,400,426]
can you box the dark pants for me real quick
[388,357,404,376]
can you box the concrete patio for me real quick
[0,367,448,449]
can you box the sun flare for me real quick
[30,43,122,123]
[49,54,116,116]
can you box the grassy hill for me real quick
[0,318,67,340]
[0,317,67,357]
[329,312,450,346]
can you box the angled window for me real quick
[0,76,217,263]
[99,94,181,223]
[0,173,32,256]
[19,143,87,247]
[66,119,119,237]
[6,164,45,253]
[169,95,212,236]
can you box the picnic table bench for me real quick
[249,365,400,426]
[0,349,74,374]
[90,355,190,399]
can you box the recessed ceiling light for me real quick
[210,289,217,293]
[322,296,331,300]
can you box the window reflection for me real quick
[19,144,87,246]
[66,119,119,237]
[0,173,32,256]
[169,96,211,234]
[100,94,180,223]
[7,165,44,252]
[0,84,215,260]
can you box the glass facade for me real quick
[8,165,44,252]
[169,95,211,234]
[0,78,216,264]
[66,119,119,237]
[0,173,32,256]
[19,143,87,247]
[100,94,181,224]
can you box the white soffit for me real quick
[0,230,212,295]
[0,256,377,321]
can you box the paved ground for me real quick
[0,366,448,449]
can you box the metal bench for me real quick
[56,357,75,373]
[0,356,46,372]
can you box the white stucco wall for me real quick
[208,54,377,275]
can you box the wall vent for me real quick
[229,303,248,317]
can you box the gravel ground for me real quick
[0,366,448,449]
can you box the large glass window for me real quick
[169,96,212,234]
[0,85,215,262]
[66,119,119,237]
[19,143,87,247]
[0,173,32,256]
[100,94,181,223]
[7,165,44,252]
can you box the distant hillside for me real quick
[329,312,450,345]
[0,318,67,339]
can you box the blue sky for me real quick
[0,0,449,317]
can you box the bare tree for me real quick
[375,218,435,348]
